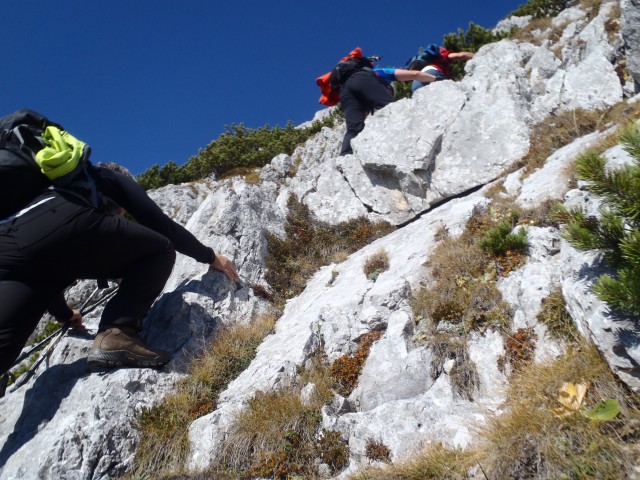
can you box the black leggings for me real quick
[0,196,176,373]
[339,70,394,155]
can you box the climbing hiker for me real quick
[321,47,439,156]
[0,109,239,375]
[406,43,474,92]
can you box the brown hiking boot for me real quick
[87,327,171,368]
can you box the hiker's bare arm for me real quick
[393,69,438,83]
[448,51,474,62]
[210,253,240,282]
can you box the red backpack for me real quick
[316,47,369,106]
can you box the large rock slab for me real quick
[186,192,499,472]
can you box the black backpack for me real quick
[405,44,442,71]
[329,56,374,90]
[0,109,99,220]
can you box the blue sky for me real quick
[2,1,524,175]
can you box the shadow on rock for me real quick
[0,359,87,468]
[141,271,240,373]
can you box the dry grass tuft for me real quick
[266,194,394,308]
[515,109,607,177]
[331,331,384,396]
[413,203,520,336]
[537,287,580,342]
[364,249,390,281]
[349,343,640,480]
[581,0,601,21]
[513,103,640,180]
[350,443,474,480]
[510,17,557,45]
[209,353,349,479]
[604,3,622,42]
[429,333,480,401]
[478,342,640,479]
[365,438,392,463]
[219,166,262,184]
[130,314,275,478]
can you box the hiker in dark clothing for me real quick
[339,68,394,156]
[339,67,439,156]
[0,163,239,374]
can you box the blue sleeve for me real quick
[373,68,397,82]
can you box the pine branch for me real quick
[619,122,640,161]
[593,269,640,316]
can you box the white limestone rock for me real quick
[622,0,640,91]
[430,40,533,198]
[186,192,494,472]
[0,3,636,478]
[147,181,209,226]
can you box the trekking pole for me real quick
[7,284,102,370]
[11,322,70,389]
[7,283,120,391]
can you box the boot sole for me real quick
[87,348,169,368]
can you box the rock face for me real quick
[622,0,640,91]
[1,2,638,479]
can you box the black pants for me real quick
[0,196,176,373]
[339,70,394,155]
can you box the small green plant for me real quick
[558,123,640,315]
[363,249,389,281]
[330,331,383,396]
[479,221,528,257]
[365,438,391,463]
[392,81,413,100]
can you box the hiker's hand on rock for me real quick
[210,254,240,282]
[61,310,86,330]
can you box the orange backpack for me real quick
[316,47,366,106]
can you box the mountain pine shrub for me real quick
[137,113,339,189]
[508,0,570,19]
[558,122,640,315]
[479,220,528,257]
[443,22,510,80]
